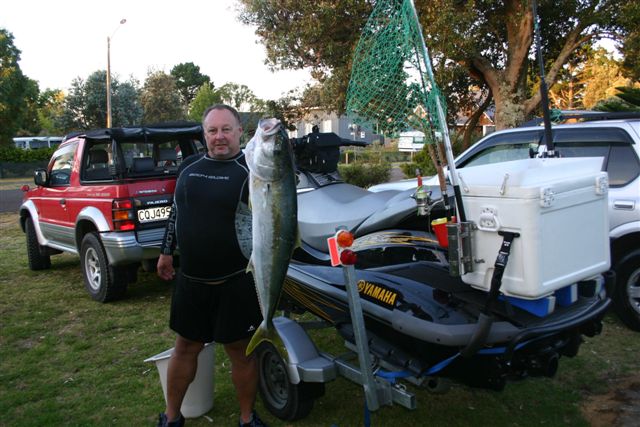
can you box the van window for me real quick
[461,130,541,167]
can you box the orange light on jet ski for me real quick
[336,230,354,248]
[340,249,357,265]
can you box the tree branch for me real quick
[462,90,493,150]
[524,28,595,114]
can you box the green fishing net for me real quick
[345,0,446,140]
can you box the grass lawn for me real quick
[0,210,638,426]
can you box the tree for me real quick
[0,28,32,145]
[170,62,211,106]
[59,71,142,131]
[619,1,640,81]
[238,0,626,131]
[37,89,66,135]
[112,79,143,127]
[188,83,222,122]
[216,83,259,112]
[581,49,630,109]
[140,71,185,124]
[14,78,41,136]
[547,47,593,110]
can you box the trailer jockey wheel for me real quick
[256,342,324,421]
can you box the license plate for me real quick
[137,206,171,223]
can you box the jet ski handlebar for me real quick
[290,131,368,148]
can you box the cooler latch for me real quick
[540,187,555,207]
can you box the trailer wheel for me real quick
[256,342,323,421]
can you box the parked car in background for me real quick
[19,122,205,302]
[370,113,640,331]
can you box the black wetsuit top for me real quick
[160,152,251,282]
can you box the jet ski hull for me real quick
[282,260,610,385]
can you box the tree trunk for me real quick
[466,0,592,129]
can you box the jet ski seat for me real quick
[298,183,399,252]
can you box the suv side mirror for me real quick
[34,168,49,187]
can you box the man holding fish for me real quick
[156,104,270,427]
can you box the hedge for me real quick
[0,146,56,162]
[338,163,391,188]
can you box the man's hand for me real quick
[157,254,175,281]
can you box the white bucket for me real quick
[145,342,215,418]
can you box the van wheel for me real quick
[25,217,51,270]
[256,342,323,421]
[80,232,127,302]
[613,251,640,332]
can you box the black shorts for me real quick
[169,272,262,344]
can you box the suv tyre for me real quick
[80,232,128,302]
[25,217,51,270]
[613,251,640,331]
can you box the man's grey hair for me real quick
[202,104,241,126]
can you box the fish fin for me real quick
[246,256,254,274]
[245,320,284,356]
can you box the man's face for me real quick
[203,109,243,160]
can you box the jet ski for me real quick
[255,130,612,421]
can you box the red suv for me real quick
[19,122,204,302]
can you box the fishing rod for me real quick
[407,0,467,222]
[531,0,556,157]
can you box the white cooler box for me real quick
[456,157,610,299]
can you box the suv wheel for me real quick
[80,232,128,302]
[613,251,640,332]
[25,217,51,270]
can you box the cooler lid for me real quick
[456,157,605,199]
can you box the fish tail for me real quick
[245,319,282,356]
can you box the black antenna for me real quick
[532,0,555,157]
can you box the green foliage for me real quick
[399,131,468,179]
[37,89,65,135]
[0,29,32,145]
[170,62,211,105]
[619,2,640,81]
[338,162,391,188]
[613,87,640,107]
[238,0,372,113]
[216,83,260,112]
[344,149,410,165]
[0,146,55,162]
[112,80,143,127]
[401,160,433,179]
[188,83,222,122]
[238,0,625,129]
[594,87,640,112]
[59,71,142,131]
[141,71,185,124]
[581,49,631,109]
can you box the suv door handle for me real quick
[59,199,66,206]
[613,200,635,210]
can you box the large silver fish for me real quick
[245,118,298,355]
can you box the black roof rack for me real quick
[520,110,640,127]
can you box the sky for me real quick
[1,0,314,100]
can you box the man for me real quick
[156,104,266,427]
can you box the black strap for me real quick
[485,231,520,312]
